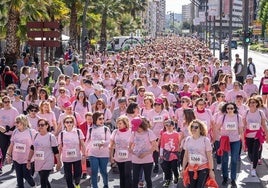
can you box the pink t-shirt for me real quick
[27,115,40,130]
[72,100,92,122]
[160,131,180,161]
[243,110,265,138]
[140,108,153,119]
[243,83,258,98]
[58,128,85,162]
[184,136,212,168]
[110,129,132,162]
[194,109,214,131]
[0,107,19,135]
[148,109,170,138]
[37,112,57,130]
[11,128,37,164]
[217,114,243,142]
[226,89,247,102]
[33,133,58,171]
[85,126,111,158]
[130,130,157,164]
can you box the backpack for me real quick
[3,73,13,87]
[87,126,108,141]
[60,129,81,147]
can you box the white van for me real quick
[107,36,144,51]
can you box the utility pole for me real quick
[228,0,233,64]
[219,0,222,60]
[243,0,249,79]
[213,16,216,56]
[205,0,208,45]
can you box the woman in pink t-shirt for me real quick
[94,99,112,129]
[259,69,268,106]
[110,85,126,112]
[110,115,132,188]
[140,96,154,118]
[37,101,57,134]
[160,120,180,187]
[6,115,36,188]
[129,117,157,188]
[85,111,111,188]
[72,90,92,123]
[58,115,86,188]
[26,118,62,188]
[182,119,215,188]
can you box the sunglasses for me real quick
[30,110,37,112]
[139,90,145,92]
[3,101,10,103]
[65,121,73,124]
[191,125,199,130]
[60,91,65,94]
[249,101,256,104]
[227,107,234,110]
[98,117,104,120]
[220,96,225,98]
[38,123,46,127]
[117,90,123,92]
[181,101,187,103]
[165,124,174,127]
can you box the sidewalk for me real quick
[256,142,268,188]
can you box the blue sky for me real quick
[166,0,191,14]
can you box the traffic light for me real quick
[244,31,252,44]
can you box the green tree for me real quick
[258,0,268,37]
[91,0,123,52]
[0,0,50,65]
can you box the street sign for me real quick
[252,20,262,35]
[26,21,61,85]
[208,0,220,16]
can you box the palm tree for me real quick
[92,0,123,52]
[0,0,50,65]
[258,0,268,37]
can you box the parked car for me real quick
[224,40,237,49]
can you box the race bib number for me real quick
[153,116,163,123]
[249,123,260,131]
[35,151,45,160]
[14,143,26,153]
[66,149,77,158]
[117,150,129,159]
[263,79,268,85]
[189,154,202,165]
[92,141,102,148]
[225,122,237,131]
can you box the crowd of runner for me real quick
[0,36,267,188]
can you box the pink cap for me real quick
[131,117,142,131]
[63,101,72,108]
[155,98,163,104]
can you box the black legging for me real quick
[0,133,11,166]
[13,161,35,188]
[132,162,153,188]
[117,161,132,188]
[39,170,51,188]
[63,160,82,188]
[161,159,179,180]
[188,168,209,188]
[246,137,260,169]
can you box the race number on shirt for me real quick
[225,122,237,131]
[263,79,268,85]
[92,141,102,148]
[35,151,45,160]
[14,143,26,153]
[249,123,260,131]
[153,116,163,123]
[117,150,129,159]
[189,154,202,165]
[66,149,77,158]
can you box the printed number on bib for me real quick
[225,122,237,131]
[153,116,163,123]
[263,79,268,85]
[189,154,202,165]
[249,123,260,131]
[35,151,45,160]
[118,150,128,159]
[66,149,77,158]
[14,143,26,153]
[92,141,102,148]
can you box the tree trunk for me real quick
[4,9,20,66]
[69,3,78,48]
[99,8,107,52]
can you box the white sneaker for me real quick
[216,164,221,170]
[251,169,256,177]
[32,172,38,179]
